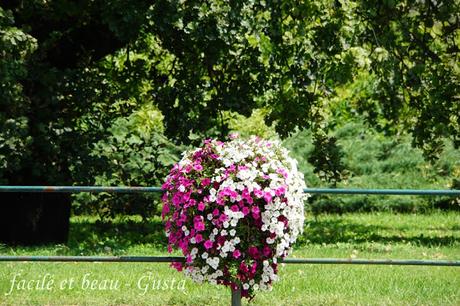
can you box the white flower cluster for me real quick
[215,137,308,254]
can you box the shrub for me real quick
[72,105,183,221]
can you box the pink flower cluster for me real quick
[161,136,307,298]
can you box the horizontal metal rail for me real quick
[0,256,458,266]
[281,258,460,266]
[0,186,459,196]
[0,186,163,193]
[0,256,185,263]
[304,188,460,196]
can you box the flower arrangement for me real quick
[161,136,308,298]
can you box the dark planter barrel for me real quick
[0,192,71,245]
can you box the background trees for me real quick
[0,0,458,222]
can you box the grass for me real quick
[0,212,459,305]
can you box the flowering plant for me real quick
[161,136,308,298]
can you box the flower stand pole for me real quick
[231,285,242,306]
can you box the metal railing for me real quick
[1,186,459,305]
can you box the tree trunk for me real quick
[0,192,71,245]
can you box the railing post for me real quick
[231,285,241,306]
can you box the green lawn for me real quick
[0,212,459,305]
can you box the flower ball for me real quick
[161,136,308,298]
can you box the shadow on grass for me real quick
[6,215,456,255]
[67,216,458,255]
[64,217,168,255]
[298,218,460,247]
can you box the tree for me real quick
[354,0,459,159]
[1,0,458,235]
[0,7,36,184]
[0,1,154,243]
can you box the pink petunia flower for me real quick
[239,262,249,273]
[263,192,272,203]
[250,261,258,275]
[204,240,213,250]
[253,189,264,198]
[262,245,272,257]
[248,246,260,259]
[218,214,228,223]
[275,186,286,196]
[171,262,183,271]
[161,204,170,217]
[251,206,260,219]
[194,221,205,231]
[201,178,211,186]
[195,234,203,243]
[194,216,205,231]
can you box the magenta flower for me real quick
[250,261,258,275]
[216,196,225,205]
[201,178,211,186]
[251,206,260,219]
[195,234,203,243]
[232,249,241,258]
[276,168,288,178]
[275,186,286,196]
[194,221,205,231]
[248,246,260,259]
[230,205,239,212]
[186,198,197,208]
[217,235,227,246]
[239,262,249,273]
[161,204,170,217]
[263,192,273,203]
[171,262,183,271]
[262,245,272,257]
[204,240,213,250]
[197,202,205,211]
[194,216,205,231]
[218,214,228,223]
[253,189,264,198]
[172,193,182,206]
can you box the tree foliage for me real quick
[351,0,460,158]
[0,1,458,218]
[0,7,36,183]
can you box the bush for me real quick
[72,105,184,221]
